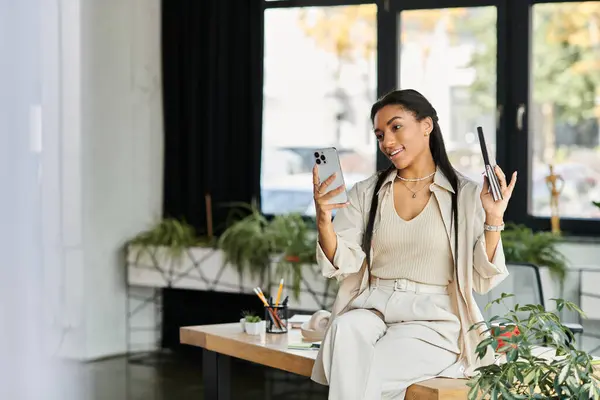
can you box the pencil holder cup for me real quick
[265,304,289,334]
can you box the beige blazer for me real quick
[311,168,509,385]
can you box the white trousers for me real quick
[321,279,461,400]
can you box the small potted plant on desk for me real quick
[241,311,264,335]
[467,293,600,399]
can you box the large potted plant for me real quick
[467,293,600,399]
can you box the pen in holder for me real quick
[265,304,289,334]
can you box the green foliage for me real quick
[501,223,568,283]
[218,203,317,298]
[463,4,600,124]
[128,218,212,265]
[268,213,317,299]
[593,201,600,209]
[218,202,274,279]
[129,218,198,247]
[454,7,497,117]
[467,293,600,399]
[242,310,261,323]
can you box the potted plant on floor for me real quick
[467,293,600,399]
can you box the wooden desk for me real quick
[180,323,470,399]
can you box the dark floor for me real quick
[88,351,328,400]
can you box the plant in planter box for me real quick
[501,223,568,283]
[128,217,213,266]
[267,213,317,299]
[218,202,274,284]
[219,202,318,299]
[467,293,600,399]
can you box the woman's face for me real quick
[373,105,433,170]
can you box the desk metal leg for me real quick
[203,350,231,400]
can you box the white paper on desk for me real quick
[288,314,311,324]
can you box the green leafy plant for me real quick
[217,202,274,281]
[593,201,600,210]
[501,223,568,283]
[467,293,600,399]
[241,310,261,323]
[128,218,213,266]
[244,315,261,323]
[218,202,317,298]
[268,213,317,298]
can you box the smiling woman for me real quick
[310,88,517,399]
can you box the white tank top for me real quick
[370,192,454,285]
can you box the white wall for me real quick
[48,0,163,361]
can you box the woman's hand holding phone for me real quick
[312,164,348,226]
[313,164,348,265]
[480,165,517,222]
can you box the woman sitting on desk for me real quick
[310,89,517,400]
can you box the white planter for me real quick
[127,246,336,312]
[244,321,265,335]
[127,245,264,293]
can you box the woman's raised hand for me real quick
[312,164,348,226]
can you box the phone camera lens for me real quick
[320,155,326,161]
[316,159,321,165]
[314,152,320,158]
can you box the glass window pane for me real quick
[262,5,377,216]
[530,2,600,219]
[399,7,497,183]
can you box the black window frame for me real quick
[506,0,600,237]
[261,0,600,237]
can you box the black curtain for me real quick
[161,0,264,235]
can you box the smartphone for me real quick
[476,126,503,202]
[314,147,349,204]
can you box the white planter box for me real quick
[127,245,336,312]
[127,245,265,294]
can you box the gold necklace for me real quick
[400,180,431,198]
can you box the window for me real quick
[398,6,498,183]
[529,2,600,220]
[261,5,377,216]
[261,0,600,234]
